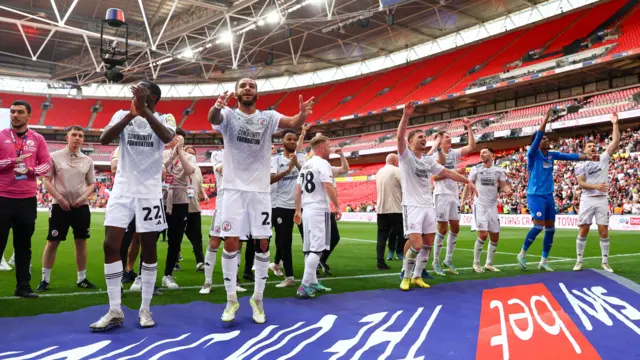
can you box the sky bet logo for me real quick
[476,283,600,360]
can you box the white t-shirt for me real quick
[469,164,507,207]
[297,156,333,213]
[271,152,307,209]
[215,108,282,193]
[211,150,224,208]
[107,110,176,199]
[575,152,610,198]
[399,144,445,208]
[433,148,462,196]
[270,155,278,207]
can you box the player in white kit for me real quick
[461,147,511,273]
[208,78,314,323]
[397,101,476,291]
[431,119,476,276]
[293,135,340,298]
[199,150,247,295]
[91,82,176,331]
[574,112,619,273]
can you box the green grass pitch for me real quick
[1,212,638,318]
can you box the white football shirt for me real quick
[211,150,224,208]
[433,148,462,196]
[215,108,282,193]
[272,152,307,209]
[469,164,507,207]
[107,110,176,199]
[270,154,278,207]
[575,152,610,197]
[297,156,333,213]
[399,144,445,208]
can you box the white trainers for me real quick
[129,276,142,291]
[0,256,11,271]
[538,262,554,272]
[138,308,155,328]
[162,275,179,289]
[250,297,266,324]
[275,277,296,288]
[484,264,501,272]
[602,263,614,273]
[237,284,247,292]
[221,301,240,322]
[200,283,212,295]
[573,262,583,271]
[90,309,125,332]
[473,264,484,273]
[269,263,284,277]
[8,252,15,266]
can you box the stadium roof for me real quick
[0,0,555,85]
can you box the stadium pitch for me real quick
[1,212,639,316]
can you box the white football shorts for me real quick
[209,209,223,237]
[434,194,461,222]
[221,189,272,239]
[104,194,167,233]
[578,196,610,226]
[403,205,437,235]
[473,204,500,233]
[301,211,331,253]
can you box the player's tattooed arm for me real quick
[279,95,315,129]
[397,101,415,156]
[460,118,476,156]
[333,148,349,175]
[208,91,232,125]
[576,174,609,192]
[296,124,309,152]
[606,112,620,156]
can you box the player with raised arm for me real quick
[574,112,620,272]
[293,135,340,298]
[430,118,476,276]
[90,81,175,331]
[517,108,597,272]
[461,147,511,273]
[397,101,476,291]
[208,78,314,323]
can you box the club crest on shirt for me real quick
[258,118,266,125]
[26,140,34,147]
[536,212,542,217]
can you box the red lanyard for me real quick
[10,130,27,157]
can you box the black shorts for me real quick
[47,204,91,241]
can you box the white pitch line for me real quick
[0,253,637,300]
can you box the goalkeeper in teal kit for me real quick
[517,108,597,271]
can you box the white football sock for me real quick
[576,236,587,263]
[486,241,498,265]
[104,262,123,312]
[412,245,432,278]
[204,246,217,284]
[140,262,157,311]
[302,253,320,286]
[77,270,86,283]
[473,238,485,265]
[432,232,445,264]
[253,252,270,301]
[445,232,458,264]
[403,247,419,279]
[42,268,51,283]
[600,238,610,264]
[222,250,238,302]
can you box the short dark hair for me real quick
[67,125,84,133]
[481,147,494,154]
[436,130,448,138]
[11,100,31,114]
[235,78,257,92]
[175,127,187,137]
[184,145,196,154]
[407,129,424,142]
[282,130,297,137]
[139,81,162,104]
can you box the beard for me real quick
[238,94,258,107]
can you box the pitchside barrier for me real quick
[36,208,640,231]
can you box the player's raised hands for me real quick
[215,91,233,109]
[403,101,416,117]
[288,153,299,170]
[131,86,149,112]
[299,95,314,117]
[611,112,618,124]
[462,117,472,128]
[335,148,343,156]
[301,123,310,134]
